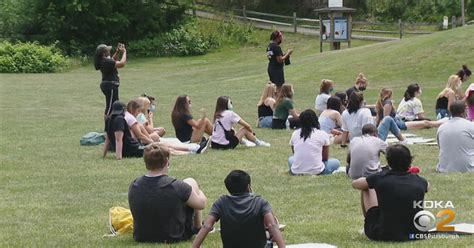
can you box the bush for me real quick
[0,41,68,73]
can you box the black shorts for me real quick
[268,66,284,87]
[211,136,239,150]
[364,206,384,241]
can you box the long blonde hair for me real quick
[376,88,393,114]
[437,75,461,98]
[257,82,276,106]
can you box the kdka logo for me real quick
[413,201,455,232]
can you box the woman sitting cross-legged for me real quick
[319,96,344,144]
[211,96,270,149]
[256,82,277,128]
[171,95,213,143]
[288,109,341,175]
[272,84,300,129]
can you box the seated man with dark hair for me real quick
[128,143,207,243]
[437,100,474,173]
[192,170,285,248]
[352,144,429,241]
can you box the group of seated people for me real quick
[105,66,473,246]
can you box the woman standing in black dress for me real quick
[266,31,293,90]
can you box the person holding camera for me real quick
[94,43,127,117]
[267,30,292,90]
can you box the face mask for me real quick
[329,88,334,93]
[359,86,366,91]
[227,100,233,111]
[149,104,156,113]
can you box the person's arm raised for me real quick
[115,46,127,68]
[191,215,217,248]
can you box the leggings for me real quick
[100,81,119,115]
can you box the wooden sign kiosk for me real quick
[314,7,355,53]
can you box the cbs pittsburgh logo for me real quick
[413,201,455,232]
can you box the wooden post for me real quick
[452,16,457,28]
[330,12,334,51]
[398,19,403,39]
[192,0,196,17]
[461,0,465,26]
[319,14,323,53]
[348,13,352,48]
[293,12,297,33]
[243,5,247,21]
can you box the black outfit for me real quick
[345,86,359,98]
[105,114,143,157]
[173,114,193,142]
[267,42,284,86]
[100,58,120,115]
[271,119,286,129]
[128,175,195,243]
[365,170,428,241]
[210,193,272,248]
[258,104,273,118]
[435,96,449,110]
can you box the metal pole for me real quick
[461,0,465,26]
[293,12,297,33]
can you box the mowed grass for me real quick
[1,24,474,247]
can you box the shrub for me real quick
[0,41,69,73]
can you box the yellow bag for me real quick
[106,206,134,237]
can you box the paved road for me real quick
[191,10,399,42]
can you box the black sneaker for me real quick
[197,138,208,154]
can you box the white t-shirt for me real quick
[289,128,330,175]
[315,93,331,113]
[348,135,388,180]
[341,108,374,140]
[396,97,424,121]
[211,110,241,145]
[124,111,138,139]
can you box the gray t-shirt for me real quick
[348,135,388,179]
[437,117,474,173]
[210,193,272,248]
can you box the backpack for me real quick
[80,132,105,146]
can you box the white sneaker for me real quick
[241,138,256,147]
[399,139,413,145]
[255,140,271,147]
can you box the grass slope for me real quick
[0,25,473,247]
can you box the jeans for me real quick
[288,156,341,175]
[258,116,273,128]
[377,116,401,141]
[435,108,450,120]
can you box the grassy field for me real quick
[1,23,473,247]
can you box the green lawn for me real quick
[1,24,473,247]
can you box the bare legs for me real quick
[235,127,258,142]
[190,117,213,143]
[405,119,445,129]
[361,189,378,217]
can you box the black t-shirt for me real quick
[267,42,283,68]
[105,115,141,157]
[366,170,428,241]
[128,175,192,243]
[210,193,272,248]
[173,114,193,142]
[346,86,359,98]
[258,104,273,118]
[100,58,119,82]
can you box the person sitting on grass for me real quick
[171,95,213,143]
[272,84,299,129]
[352,144,429,242]
[103,101,143,160]
[319,96,344,144]
[347,124,387,180]
[211,96,270,149]
[192,170,285,248]
[128,143,207,243]
[314,79,334,116]
[435,75,462,119]
[136,96,165,137]
[288,109,341,175]
[437,101,474,173]
[256,82,277,128]
[396,84,429,121]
